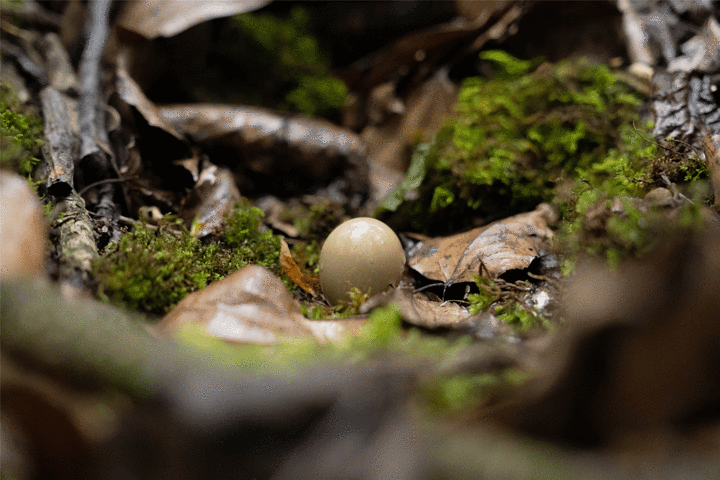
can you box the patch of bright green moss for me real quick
[0,81,43,178]
[379,51,646,235]
[223,200,283,270]
[94,201,285,316]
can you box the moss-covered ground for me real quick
[379,51,656,235]
[90,50,712,416]
[93,201,285,315]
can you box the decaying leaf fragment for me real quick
[159,104,369,200]
[115,0,270,40]
[389,286,472,329]
[279,238,321,297]
[114,54,186,143]
[181,163,241,238]
[408,203,556,286]
[159,265,310,344]
[159,265,359,344]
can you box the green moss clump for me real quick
[94,201,285,316]
[379,51,645,235]
[560,189,706,271]
[467,275,551,333]
[555,124,710,270]
[0,81,43,178]
[222,200,283,273]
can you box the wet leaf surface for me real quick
[115,0,270,40]
[159,264,359,345]
[158,265,311,343]
[159,104,369,200]
[408,203,556,286]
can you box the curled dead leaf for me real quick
[392,286,471,329]
[181,163,241,238]
[115,0,271,40]
[158,265,310,344]
[159,265,359,345]
[408,203,556,286]
[279,238,321,297]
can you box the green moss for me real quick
[467,275,501,314]
[0,81,43,178]
[467,275,551,333]
[559,186,706,270]
[378,51,645,235]
[422,368,529,414]
[94,201,286,316]
[223,200,283,274]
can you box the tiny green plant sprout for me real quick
[319,218,406,305]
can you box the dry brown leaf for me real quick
[115,0,270,40]
[158,265,311,344]
[391,286,471,329]
[0,171,47,278]
[342,3,519,93]
[362,70,457,203]
[114,55,186,142]
[159,103,366,178]
[158,265,359,345]
[408,203,556,285]
[279,238,321,297]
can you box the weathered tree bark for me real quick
[40,86,76,197]
[50,191,98,285]
[78,0,112,169]
[39,32,78,93]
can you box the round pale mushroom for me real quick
[319,217,405,305]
